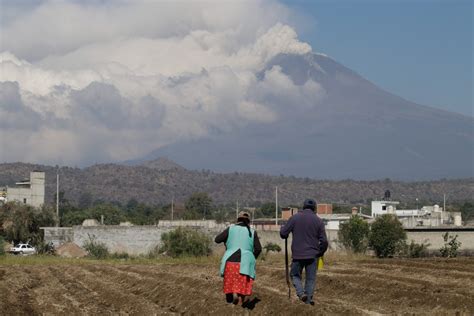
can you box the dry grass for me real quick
[0,253,222,266]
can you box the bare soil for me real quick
[0,257,472,315]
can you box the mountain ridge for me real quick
[1,161,472,207]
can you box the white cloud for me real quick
[0,0,324,165]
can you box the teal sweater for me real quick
[219,225,256,279]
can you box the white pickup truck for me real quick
[9,243,37,255]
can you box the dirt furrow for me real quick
[1,258,472,315]
[0,267,41,315]
[83,264,232,314]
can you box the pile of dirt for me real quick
[3,242,13,253]
[55,242,87,258]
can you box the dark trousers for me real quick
[290,258,317,303]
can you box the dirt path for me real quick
[0,258,472,315]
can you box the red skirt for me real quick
[223,262,254,295]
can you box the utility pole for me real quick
[56,166,59,227]
[171,196,174,221]
[443,194,446,224]
[236,200,239,219]
[275,186,278,225]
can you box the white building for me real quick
[6,171,45,208]
[370,200,460,228]
[371,200,443,218]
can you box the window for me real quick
[23,198,27,204]
[382,205,387,210]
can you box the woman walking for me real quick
[215,211,262,305]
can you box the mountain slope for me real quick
[1,162,472,207]
[144,53,473,180]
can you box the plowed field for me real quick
[1,257,473,315]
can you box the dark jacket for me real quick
[280,209,328,260]
[215,222,262,261]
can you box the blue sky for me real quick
[284,0,473,116]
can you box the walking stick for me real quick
[285,237,291,299]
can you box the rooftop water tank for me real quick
[454,215,462,227]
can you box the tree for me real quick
[439,232,462,258]
[0,236,6,256]
[369,214,406,258]
[78,192,93,209]
[255,202,276,218]
[460,202,473,223]
[126,198,139,211]
[184,192,213,220]
[338,215,370,253]
[87,204,125,225]
[0,202,56,245]
[61,208,89,227]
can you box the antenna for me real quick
[56,165,59,227]
[171,195,174,221]
[275,186,278,225]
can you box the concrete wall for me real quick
[158,220,226,229]
[7,188,31,205]
[407,231,474,252]
[42,225,474,255]
[73,226,175,255]
[30,171,45,207]
[42,227,73,246]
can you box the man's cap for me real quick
[303,198,316,209]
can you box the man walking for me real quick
[280,199,328,305]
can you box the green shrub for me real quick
[36,241,56,255]
[264,242,282,253]
[159,227,211,257]
[400,240,430,258]
[338,216,370,253]
[369,214,407,258]
[110,252,130,260]
[439,232,462,258]
[83,234,109,259]
[0,236,5,256]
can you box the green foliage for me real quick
[369,214,407,258]
[184,192,213,220]
[60,206,88,226]
[255,202,276,218]
[125,203,164,225]
[439,232,462,258]
[36,241,56,255]
[109,252,130,260]
[88,204,125,225]
[159,227,211,257]
[0,202,56,245]
[263,242,281,253]
[460,202,473,223]
[83,234,109,259]
[61,201,166,227]
[0,236,5,256]
[400,240,430,258]
[333,204,352,214]
[338,216,370,253]
[78,192,93,209]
